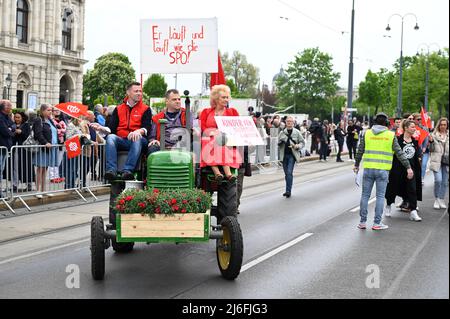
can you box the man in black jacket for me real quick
[308,118,321,154]
[0,100,16,196]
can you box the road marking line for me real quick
[350,198,377,213]
[241,233,314,273]
[383,211,448,299]
[0,239,89,266]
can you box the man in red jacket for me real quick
[148,89,190,154]
[103,82,152,181]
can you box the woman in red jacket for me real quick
[200,85,241,182]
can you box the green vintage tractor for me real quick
[91,106,243,281]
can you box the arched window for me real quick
[16,0,29,43]
[62,8,74,50]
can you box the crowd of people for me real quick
[354,112,448,231]
[0,99,114,198]
[1,85,448,227]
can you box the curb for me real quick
[1,187,110,212]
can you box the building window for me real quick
[62,8,74,50]
[16,0,29,43]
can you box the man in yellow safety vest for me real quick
[354,113,414,231]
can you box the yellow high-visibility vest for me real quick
[363,130,395,171]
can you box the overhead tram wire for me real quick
[276,0,390,66]
[276,0,343,35]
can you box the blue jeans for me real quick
[360,169,389,225]
[421,152,430,180]
[434,165,449,200]
[283,153,296,193]
[106,134,147,173]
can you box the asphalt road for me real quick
[0,163,448,299]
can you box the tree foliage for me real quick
[221,51,259,98]
[358,48,449,120]
[143,74,168,98]
[83,53,136,106]
[275,47,340,119]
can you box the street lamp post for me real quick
[385,13,419,118]
[347,0,355,115]
[417,43,440,112]
[5,73,12,100]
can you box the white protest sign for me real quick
[215,116,265,147]
[140,18,218,74]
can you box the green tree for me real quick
[221,51,259,97]
[275,47,340,119]
[83,52,136,106]
[356,49,449,120]
[143,74,168,98]
[226,79,239,96]
[358,70,382,116]
[377,68,396,116]
[390,49,448,119]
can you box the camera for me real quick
[80,136,93,146]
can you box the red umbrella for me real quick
[210,53,226,89]
[54,102,89,119]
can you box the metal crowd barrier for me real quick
[0,144,110,213]
[80,143,108,200]
[1,146,15,213]
[250,129,342,168]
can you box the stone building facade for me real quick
[0,0,86,109]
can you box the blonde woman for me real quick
[429,118,449,209]
[200,85,241,182]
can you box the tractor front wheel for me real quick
[216,216,243,280]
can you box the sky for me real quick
[84,0,449,96]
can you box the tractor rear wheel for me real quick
[91,216,105,280]
[217,180,237,224]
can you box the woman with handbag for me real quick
[429,117,449,210]
[32,104,58,198]
[278,116,305,198]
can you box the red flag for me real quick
[65,136,82,159]
[210,53,226,89]
[55,102,89,119]
[420,106,432,129]
[413,126,430,146]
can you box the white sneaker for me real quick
[35,194,43,199]
[372,223,389,231]
[434,199,441,210]
[410,210,422,222]
[438,199,447,209]
[384,205,392,218]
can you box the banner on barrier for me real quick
[65,136,82,159]
[140,18,218,74]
